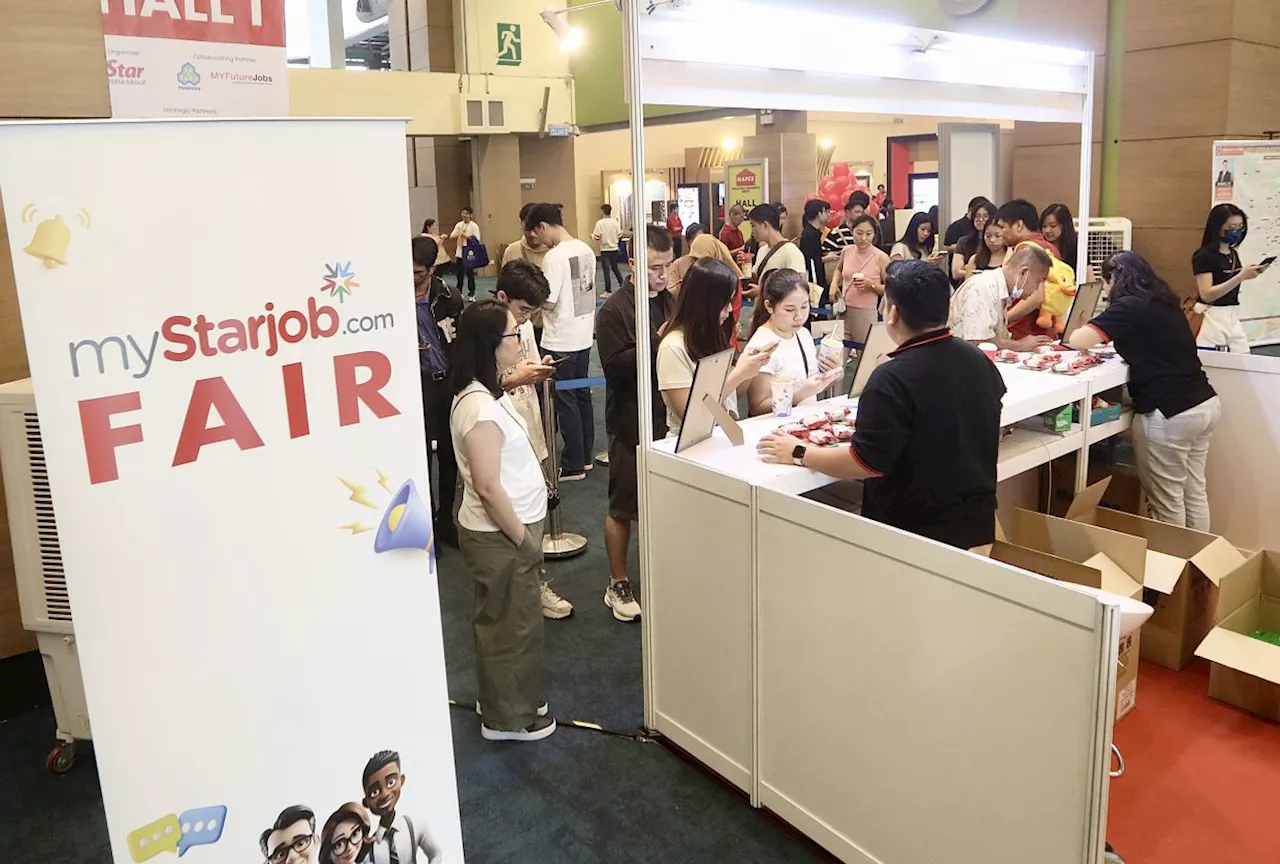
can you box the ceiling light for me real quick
[722,138,737,151]
[819,138,833,149]
[540,8,585,52]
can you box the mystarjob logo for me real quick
[176,63,201,90]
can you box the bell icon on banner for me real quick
[24,215,71,269]
[374,479,434,554]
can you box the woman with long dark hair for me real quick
[449,300,555,742]
[319,804,372,864]
[1067,251,1221,531]
[890,212,938,262]
[1039,203,1079,272]
[966,219,1007,277]
[656,258,777,437]
[1192,203,1271,353]
[951,199,996,284]
[743,270,844,416]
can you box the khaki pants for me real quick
[1134,397,1222,532]
[843,306,877,347]
[459,519,546,731]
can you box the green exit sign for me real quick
[496,23,522,67]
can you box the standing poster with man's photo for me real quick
[1210,141,1280,346]
[0,118,462,863]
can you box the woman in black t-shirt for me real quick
[1067,251,1221,531]
[1191,204,1270,353]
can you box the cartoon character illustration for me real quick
[260,806,320,864]
[362,751,444,864]
[319,804,374,864]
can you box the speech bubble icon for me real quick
[127,814,181,863]
[177,805,227,857]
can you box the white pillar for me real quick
[308,0,345,68]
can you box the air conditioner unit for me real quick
[455,95,507,133]
[0,378,89,774]
[1078,216,1133,274]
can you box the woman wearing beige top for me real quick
[829,215,890,346]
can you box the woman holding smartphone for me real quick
[1192,203,1271,353]
[829,214,891,346]
[890,212,941,265]
[657,258,777,438]
[743,270,844,416]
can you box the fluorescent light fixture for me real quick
[722,137,737,150]
[819,137,833,149]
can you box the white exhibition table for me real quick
[644,355,1132,863]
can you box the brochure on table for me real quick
[0,119,463,864]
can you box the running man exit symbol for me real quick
[496,23,522,66]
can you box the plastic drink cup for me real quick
[771,375,795,417]
[978,342,998,360]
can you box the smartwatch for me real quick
[791,444,807,466]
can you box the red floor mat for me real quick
[1107,660,1280,863]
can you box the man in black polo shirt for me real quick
[758,259,1006,549]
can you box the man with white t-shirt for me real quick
[450,206,482,299]
[746,203,805,302]
[524,202,598,480]
[592,203,626,296]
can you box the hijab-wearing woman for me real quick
[450,300,555,742]
[951,199,996,285]
[319,805,372,864]
[743,270,844,416]
[1067,252,1221,531]
[890,212,938,263]
[1039,203,1079,273]
[1192,203,1270,353]
[829,214,891,345]
[656,258,777,438]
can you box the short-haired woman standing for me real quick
[1067,252,1222,531]
[1192,203,1271,353]
[450,300,555,742]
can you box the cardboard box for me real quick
[1042,405,1073,432]
[1072,401,1123,427]
[1195,551,1280,722]
[1048,460,1144,517]
[1064,479,1245,671]
[992,513,1148,722]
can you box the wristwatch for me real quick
[792,444,807,467]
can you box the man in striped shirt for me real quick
[821,190,874,261]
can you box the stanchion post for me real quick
[540,378,588,560]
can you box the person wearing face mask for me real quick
[743,270,844,416]
[949,245,1054,352]
[595,225,676,621]
[758,260,1007,550]
[829,214,891,346]
[1192,204,1271,353]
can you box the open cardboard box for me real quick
[992,512,1147,721]
[1195,551,1280,722]
[1063,478,1245,671]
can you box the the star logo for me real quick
[320,262,360,303]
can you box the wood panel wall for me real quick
[0,1,110,659]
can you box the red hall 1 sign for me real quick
[100,0,286,47]
[101,0,288,117]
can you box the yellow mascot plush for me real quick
[1015,240,1077,334]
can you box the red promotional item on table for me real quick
[831,423,855,441]
[803,414,829,430]
[808,429,837,446]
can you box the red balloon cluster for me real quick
[808,163,879,228]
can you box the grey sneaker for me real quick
[541,582,574,619]
[605,579,641,621]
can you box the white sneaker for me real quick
[481,716,557,742]
[541,582,574,619]
[475,701,548,717]
[604,579,642,621]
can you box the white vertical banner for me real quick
[103,0,289,118]
[0,119,462,863]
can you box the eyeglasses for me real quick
[266,834,314,863]
[502,331,521,340]
[329,825,366,857]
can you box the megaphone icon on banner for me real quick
[374,479,434,554]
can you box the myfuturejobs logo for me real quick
[70,263,396,380]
